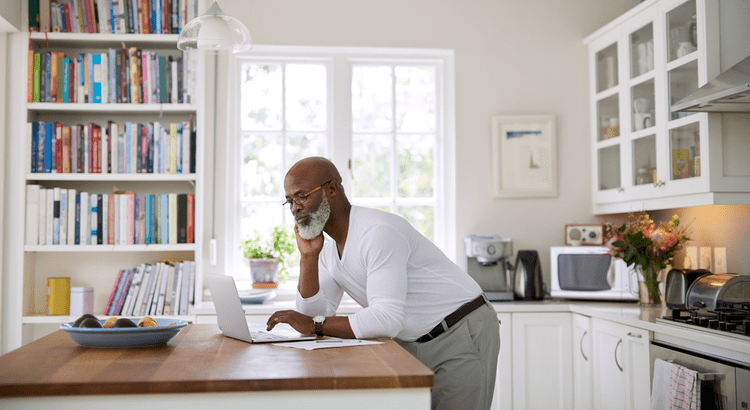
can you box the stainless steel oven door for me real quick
[650,341,737,410]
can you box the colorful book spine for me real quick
[59,189,67,245]
[92,53,102,103]
[187,193,194,244]
[104,269,125,315]
[145,194,152,244]
[160,194,168,244]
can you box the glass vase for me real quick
[636,265,663,307]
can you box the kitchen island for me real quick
[0,325,433,410]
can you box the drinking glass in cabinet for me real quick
[631,79,655,131]
[598,145,621,191]
[630,24,654,78]
[668,60,698,120]
[596,44,618,93]
[598,95,619,141]
[632,135,656,186]
[667,1,697,63]
[670,123,701,180]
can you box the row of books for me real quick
[32,0,198,35]
[104,261,196,317]
[28,120,195,174]
[27,47,195,105]
[25,186,195,246]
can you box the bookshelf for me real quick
[4,0,206,351]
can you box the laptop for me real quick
[205,273,317,343]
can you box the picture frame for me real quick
[491,114,558,198]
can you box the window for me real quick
[225,46,456,281]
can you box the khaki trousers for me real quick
[395,301,501,410]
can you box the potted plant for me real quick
[239,225,296,288]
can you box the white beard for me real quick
[296,194,331,240]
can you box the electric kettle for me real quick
[513,250,545,300]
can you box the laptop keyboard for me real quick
[250,330,287,341]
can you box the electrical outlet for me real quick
[699,246,712,270]
[714,247,727,273]
[685,246,698,269]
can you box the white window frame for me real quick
[223,45,456,283]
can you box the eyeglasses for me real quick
[282,180,332,209]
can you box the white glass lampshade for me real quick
[177,1,252,53]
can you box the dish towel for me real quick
[650,358,701,410]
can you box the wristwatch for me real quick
[313,315,325,337]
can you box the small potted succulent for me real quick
[239,225,296,288]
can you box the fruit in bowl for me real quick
[138,316,158,327]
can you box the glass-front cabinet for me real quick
[585,0,750,214]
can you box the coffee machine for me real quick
[464,235,514,301]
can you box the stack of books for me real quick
[25,186,194,246]
[31,0,198,35]
[28,120,195,174]
[27,48,195,105]
[104,261,196,317]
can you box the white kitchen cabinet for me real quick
[510,312,573,410]
[491,313,512,410]
[584,0,750,214]
[592,318,651,410]
[572,314,593,410]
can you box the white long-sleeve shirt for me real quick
[296,206,482,342]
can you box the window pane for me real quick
[397,134,434,198]
[286,133,328,170]
[398,206,434,241]
[395,66,436,132]
[352,133,391,198]
[240,202,285,247]
[241,133,282,198]
[352,66,393,132]
[240,64,282,130]
[286,64,327,131]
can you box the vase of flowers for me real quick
[604,212,691,306]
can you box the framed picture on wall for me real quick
[491,115,558,198]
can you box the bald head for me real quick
[286,157,342,186]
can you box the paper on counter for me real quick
[273,339,384,350]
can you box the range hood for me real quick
[671,54,750,113]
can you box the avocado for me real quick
[112,318,138,328]
[79,317,103,328]
[72,314,98,327]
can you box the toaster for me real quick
[664,269,712,310]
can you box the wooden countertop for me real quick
[0,325,433,397]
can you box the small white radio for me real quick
[565,224,604,246]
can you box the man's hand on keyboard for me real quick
[267,310,314,335]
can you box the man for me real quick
[266,157,500,410]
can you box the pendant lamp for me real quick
[177,1,252,53]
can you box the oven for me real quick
[650,338,750,410]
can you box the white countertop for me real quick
[193,296,750,364]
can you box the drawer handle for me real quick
[627,332,642,339]
[580,330,588,361]
[615,339,623,372]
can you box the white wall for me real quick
[205,0,640,286]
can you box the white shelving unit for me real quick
[3,4,206,352]
[584,0,750,215]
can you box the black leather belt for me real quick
[416,295,488,343]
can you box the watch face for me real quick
[314,315,325,324]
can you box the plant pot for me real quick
[246,258,279,288]
[635,266,666,308]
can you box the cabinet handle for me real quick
[653,180,665,187]
[580,330,588,361]
[618,187,625,193]
[627,332,642,339]
[615,339,623,372]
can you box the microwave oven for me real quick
[550,246,639,301]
